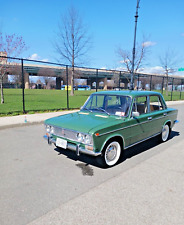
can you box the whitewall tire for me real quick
[103,141,121,167]
[160,124,170,142]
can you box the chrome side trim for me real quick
[98,113,177,137]
[124,132,160,149]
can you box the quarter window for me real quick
[149,95,164,111]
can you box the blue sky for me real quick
[1,0,184,74]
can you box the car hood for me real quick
[45,111,125,134]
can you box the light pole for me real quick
[130,0,140,90]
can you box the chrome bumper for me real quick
[43,135,101,157]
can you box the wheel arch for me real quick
[163,120,171,132]
[100,134,125,153]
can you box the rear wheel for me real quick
[102,141,121,167]
[160,124,170,142]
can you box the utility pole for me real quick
[130,0,140,90]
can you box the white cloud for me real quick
[119,59,130,64]
[116,66,127,71]
[138,66,164,74]
[28,53,48,62]
[29,53,39,60]
[142,41,156,47]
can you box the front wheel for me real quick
[160,124,170,142]
[102,141,121,167]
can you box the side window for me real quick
[133,96,148,115]
[149,95,164,112]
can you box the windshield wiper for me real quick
[92,107,110,115]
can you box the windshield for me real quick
[82,94,131,117]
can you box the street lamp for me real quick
[130,0,141,90]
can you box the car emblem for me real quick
[61,129,65,136]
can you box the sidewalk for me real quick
[0,110,79,130]
[0,100,183,129]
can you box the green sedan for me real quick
[44,91,178,167]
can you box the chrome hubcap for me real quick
[162,125,169,141]
[106,145,117,162]
[104,141,121,166]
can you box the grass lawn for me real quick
[0,89,95,116]
[0,88,183,116]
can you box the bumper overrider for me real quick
[44,125,101,157]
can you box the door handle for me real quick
[148,117,152,120]
[163,113,167,116]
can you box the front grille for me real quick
[53,127,78,142]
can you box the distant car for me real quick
[44,91,178,167]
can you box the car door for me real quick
[146,95,167,136]
[128,95,151,146]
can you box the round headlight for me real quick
[50,126,54,134]
[46,125,51,133]
[77,133,84,142]
[84,135,91,144]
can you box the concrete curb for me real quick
[0,110,79,130]
[166,100,184,106]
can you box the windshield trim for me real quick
[81,94,132,118]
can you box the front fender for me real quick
[99,134,125,153]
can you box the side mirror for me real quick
[132,111,140,117]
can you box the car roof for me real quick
[93,90,162,98]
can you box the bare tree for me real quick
[54,6,92,95]
[117,37,153,84]
[0,33,27,103]
[159,49,178,95]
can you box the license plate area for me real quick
[56,138,67,149]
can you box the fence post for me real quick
[150,75,152,91]
[96,69,98,92]
[66,65,69,110]
[161,77,164,94]
[137,74,139,91]
[171,78,174,101]
[21,59,25,114]
[180,79,182,100]
[119,71,121,90]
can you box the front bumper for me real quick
[43,135,101,157]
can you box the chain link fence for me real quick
[0,56,184,116]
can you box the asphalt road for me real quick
[0,104,183,225]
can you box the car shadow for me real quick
[54,131,180,169]
[54,146,101,168]
[119,130,180,164]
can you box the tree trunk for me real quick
[70,65,74,96]
[0,76,4,104]
[166,72,168,96]
[70,50,74,96]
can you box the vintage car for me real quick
[44,91,178,167]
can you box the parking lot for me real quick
[0,104,183,225]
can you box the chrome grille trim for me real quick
[53,127,78,142]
